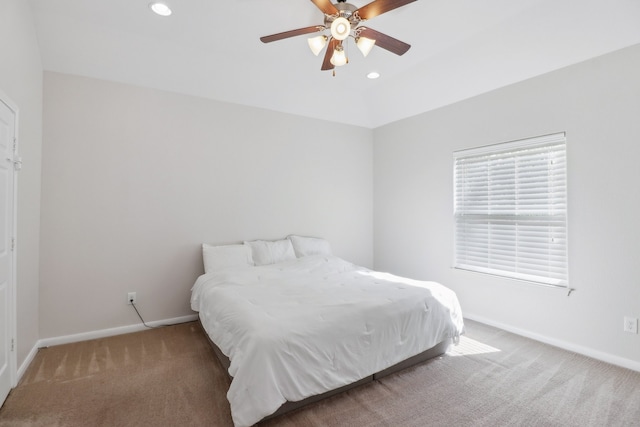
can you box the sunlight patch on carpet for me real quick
[447,336,501,357]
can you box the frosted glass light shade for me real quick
[356,37,376,57]
[330,47,347,66]
[307,35,327,56]
[330,17,351,41]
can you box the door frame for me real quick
[0,89,18,390]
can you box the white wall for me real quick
[40,72,373,339]
[0,1,43,370]
[374,44,640,368]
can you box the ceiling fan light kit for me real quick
[330,17,351,40]
[308,35,328,56]
[330,45,348,66]
[260,0,417,74]
[356,36,376,57]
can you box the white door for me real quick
[0,98,16,407]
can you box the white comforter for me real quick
[191,255,464,427]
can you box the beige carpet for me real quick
[1,320,639,426]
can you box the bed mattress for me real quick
[191,255,464,426]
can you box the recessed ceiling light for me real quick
[367,72,380,80]
[150,2,172,16]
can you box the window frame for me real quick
[453,132,568,287]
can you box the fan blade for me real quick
[321,38,338,71]
[260,26,325,43]
[358,27,411,56]
[355,0,417,20]
[310,0,339,15]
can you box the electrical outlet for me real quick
[623,316,638,334]
[127,292,137,305]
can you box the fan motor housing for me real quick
[324,2,359,27]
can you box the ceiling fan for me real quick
[260,0,418,74]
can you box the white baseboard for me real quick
[16,341,40,385]
[38,314,199,348]
[464,313,640,373]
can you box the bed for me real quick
[191,236,464,427]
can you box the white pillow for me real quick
[288,235,332,257]
[202,243,254,273]
[244,239,296,266]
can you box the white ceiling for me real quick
[30,0,640,129]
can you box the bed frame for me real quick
[200,318,450,421]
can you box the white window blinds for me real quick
[453,133,568,286]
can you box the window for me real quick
[453,133,567,287]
